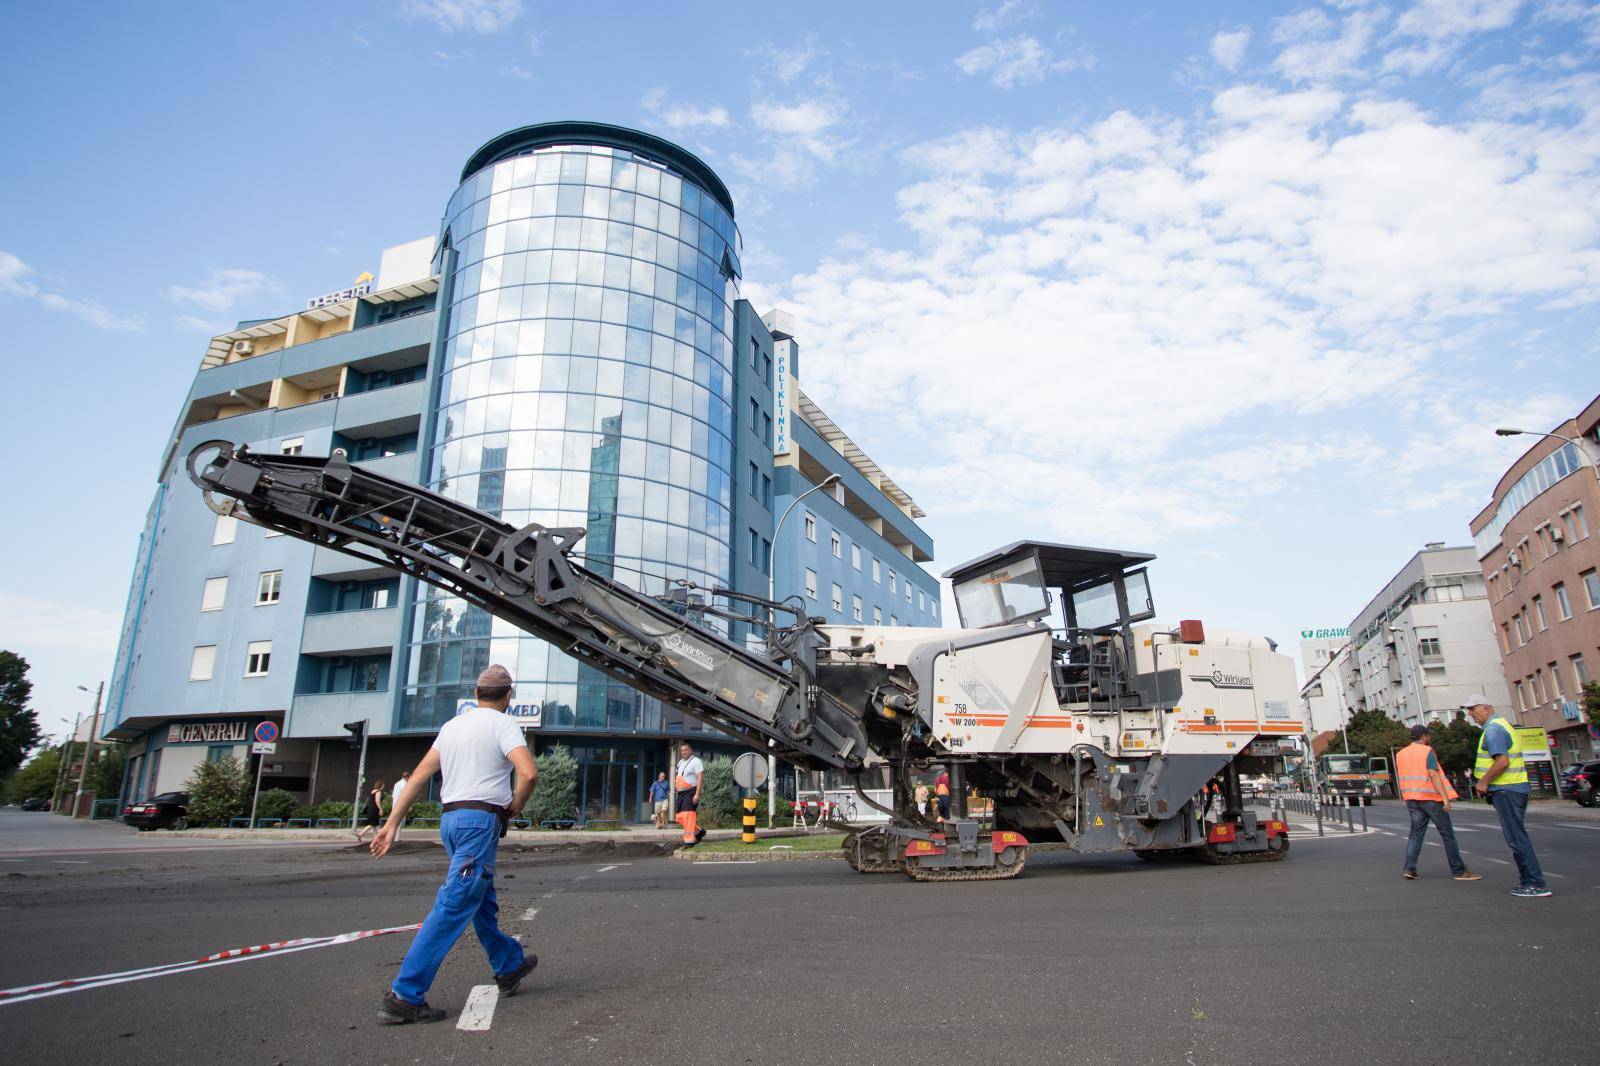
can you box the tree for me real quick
[1341,709,1412,761]
[88,742,127,801]
[183,755,252,827]
[1428,712,1482,778]
[524,745,577,824]
[1583,681,1600,731]
[0,651,42,782]
[6,747,60,804]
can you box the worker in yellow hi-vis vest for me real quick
[1465,694,1550,898]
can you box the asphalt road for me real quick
[1,803,1595,1065]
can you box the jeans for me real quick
[1489,789,1546,890]
[1403,800,1467,875]
[392,809,525,1005]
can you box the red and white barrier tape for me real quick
[0,922,422,1007]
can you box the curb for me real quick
[674,849,844,862]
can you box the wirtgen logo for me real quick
[663,632,716,670]
[1189,670,1253,690]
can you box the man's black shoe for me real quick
[694,827,706,842]
[496,955,538,996]
[378,990,446,1025]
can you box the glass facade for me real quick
[401,134,743,734]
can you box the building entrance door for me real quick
[577,747,642,823]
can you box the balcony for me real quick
[288,690,392,738]
[334,379,426,438]
[352,450,419,482]
[300,607,400,656]
[312,544,395,581]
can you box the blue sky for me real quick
[2,0,1597,743]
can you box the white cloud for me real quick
[760,69,1600,548]
[738,96,854,190]
[973,0,1040,32]
[166,268,280,314]
[1272,5,1386,82]
[1210,27,1252,71]
[399,0,523,34]
[1384,0,1524,73]
[503,64,534,80]
[0,250,144,331]
[752,34,822,82]
[955,34,1095,89]
[642,87,732,131]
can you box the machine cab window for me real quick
[951,551,1050,628]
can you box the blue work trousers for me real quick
[1488,790,1546,891]
[392,809,524,1005]
[1402,800,1467,876]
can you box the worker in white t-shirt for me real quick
[391,774,408,840]
[372,664,538,1025]
[674,740,707,848]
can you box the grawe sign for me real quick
[1300,627,1349,640]
[166,721,250,744]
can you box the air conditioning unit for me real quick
[233,340,254,355]
[1508,550,1519,566]
[1550,527,1565,542]
[319,390,338,401]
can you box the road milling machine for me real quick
[189,442,1296,882]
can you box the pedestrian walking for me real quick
[1397,725,1480,882]
[649,771,671,829]
[392,773,408,841]
[355,779,385,843]
[1465,693,1551,898]
[371,664,539,1024]
[914,781,930,817]
[674,741,706,848]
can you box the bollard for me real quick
[741,796,758,844]
[1345,798,1355,833]
[1315,797,1324,837]
[1360,801,1368,832]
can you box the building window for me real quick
[762,474,772,510]
[762,413,772,446]
[206,744,233,763]
[1565,505,1590,542]
[750,337,759,369]
[831,531,841,558]
[918,590,926,612]
[213,513,237,545]
[760,537,771,575]
[888,572,897,595]
[256,570,282,605]
[1548,661,1565,699]
[1513,612,1527,644]
[905,583,912,604]
[804,512,816,541]
[1430,583,1464,602]
[931,603,938,622]
[280,437,304,456]
[200,577,228,612]
[1500,622,1512,654]
[749,461,758,497]
[189,645,216,682]
[1533,670,1548,704]
[890,614,899,626]
[1416,626,1442,660]
[831,584,843,613]
[749,528,759,566]
[873,606,882,625]
[749,398,760,435]
[1533,595,1548,630]
[852,595,862,622]
[1554,582,1572,620]
[763,352,772,388]
[804,569,817,599]
[851,544,861,570]
[1583,569,1600,609]
[1513,680,1526,712]
[245,641,272,677]
[871,558,880,583]
[1573,653,1592,688]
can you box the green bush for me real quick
[183,755,252,827]
[315,800,354,823]
[524,745,577,823]
[290,803,318,821]
[408,800,442,823]
[6,747,59,805]
[253,788,297,822]
[697,756,739,827]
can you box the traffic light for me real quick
[343,720,366,750]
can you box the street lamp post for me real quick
[72,682,104,819]
[765,472,842,826]
[51,712,81,813]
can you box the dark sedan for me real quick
[20,797,50,811]
[122,792,190,831]
[1564,761,1600,807]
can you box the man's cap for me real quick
[1460,692,1492,708]
[477,664,513,688]
[1410,724,1430,739]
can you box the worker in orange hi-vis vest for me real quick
[674,740,707,848]
[1397,724,1481,883]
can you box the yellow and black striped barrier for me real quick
[741,797,758,843]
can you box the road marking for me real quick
[1547,872,1567,879]
[595,864,627,873]
[0,922,422,1007]
[55,860,90,865]
[1489,858,1511,865]
[1556,823,1600,831]
[456,985,498,1031]
[518,906,538,922]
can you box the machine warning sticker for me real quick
[1092,815,1105,828]
[1263,700,1291,720]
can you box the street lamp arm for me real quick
[1495,427,1600,483]
[767,473,841,601]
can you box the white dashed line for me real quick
[595,865,621,873]
[1547,872,1567,879]
[518,906,538,922]
[456,984,498,1031]
[1488,858,1511,865]
[1556,823,1600,831]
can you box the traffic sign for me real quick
[251,742,276,755]
[253,721,279,745]
[732,752,768,790]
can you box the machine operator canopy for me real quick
[944,541,1157,633]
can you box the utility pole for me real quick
[52,712,81,813]
[72,682,104,819]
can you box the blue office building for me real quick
[104,123,936,821]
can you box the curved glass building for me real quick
[402,123,744,737]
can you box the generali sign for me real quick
[166,721,251,744]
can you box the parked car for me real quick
[20,797,50,812]
[1564,761,1600,807]
[123,792,190,831]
